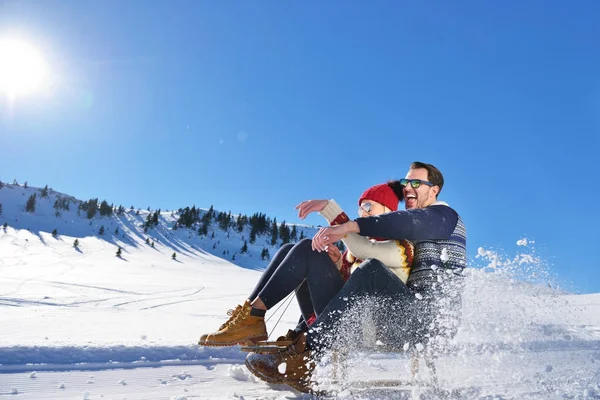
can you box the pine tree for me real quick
[172,252,177,260]
[116,247,122,257]
[261,247,271,260]
[299,230,305,240]
[270,218,278,246]
[249,227,257,244]
[52,229,58,238]
[23,181,28,189]
[73,239,79,247]
[0,203,3,216]
[2,222,7,231]
[290,225,297,242]
[114,227,119,235]
[151,241,155,248]
[232,254,236,261]
[40,185,49,197]
[25,193,37,213]
[241,240,248,254]
[145,238,150,245]
[98,225,105,235]
[279,221,291,245]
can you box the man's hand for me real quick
[312,222,359,252]
[295,200,329,220]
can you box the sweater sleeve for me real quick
[355,205,459,241]
[319,200,350,226]
[341,233,410,270]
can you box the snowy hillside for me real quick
[1,182,600,399]
[0,182,318,272]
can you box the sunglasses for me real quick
[358,202,373,215]
[399,178,434,189]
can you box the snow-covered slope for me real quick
[1,183,599,399]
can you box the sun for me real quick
[0,38,48,98]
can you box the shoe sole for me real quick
[245,356,312,393]
[244,357,285,384]
[202,335,268,347]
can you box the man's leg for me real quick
[307,258,414,352]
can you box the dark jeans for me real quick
[306,258,437,352]
[247,239,345,330]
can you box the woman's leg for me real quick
[256,239,345,314]
[202,239,344,346]
[247,243,294,302]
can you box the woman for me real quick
[198,181,413,347]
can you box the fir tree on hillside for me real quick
[279,221,291,245]
[25,193,37,213]
[0,203,3,216]
[99,200,113,217]
[53,197,71,212]
[249,227,257,244]
[40,185,49,198]
[261,247,270,260]
[116,247,122,258]
[270,218,279,246]
[299,230,305,240]
[241,240,248,254]
[73,239,79,248]
[2,222,7,231]
[52,229,58,238]
[23,181,28,189]
[80,198,99,219]
[172,252,177,260]
[12,179,18,185]
[98,225,105,235]
[291,225,298,242]
[0,180,4,189]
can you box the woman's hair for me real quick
[387,180,404,203]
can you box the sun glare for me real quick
[0,38,48,98]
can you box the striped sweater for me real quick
[355,201,467,292]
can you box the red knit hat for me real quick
[358,183,399,212]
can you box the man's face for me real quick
[403,168,439,210]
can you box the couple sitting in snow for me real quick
[198,161,467,393]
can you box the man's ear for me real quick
[432,185,440,197]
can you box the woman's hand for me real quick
[326,244,342,264]
[295,199,329,220]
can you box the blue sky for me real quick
[0,1,598,293]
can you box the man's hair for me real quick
[410,161,444,194]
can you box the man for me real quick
[245,161,467,393]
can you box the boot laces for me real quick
[219,304,243,330]
[221,304,250,329]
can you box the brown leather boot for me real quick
[202,301,268,347]
[245,333,314,392]
[198,302,245,345]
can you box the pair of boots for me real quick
[198,300,268,346]
[198,301,314,393]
